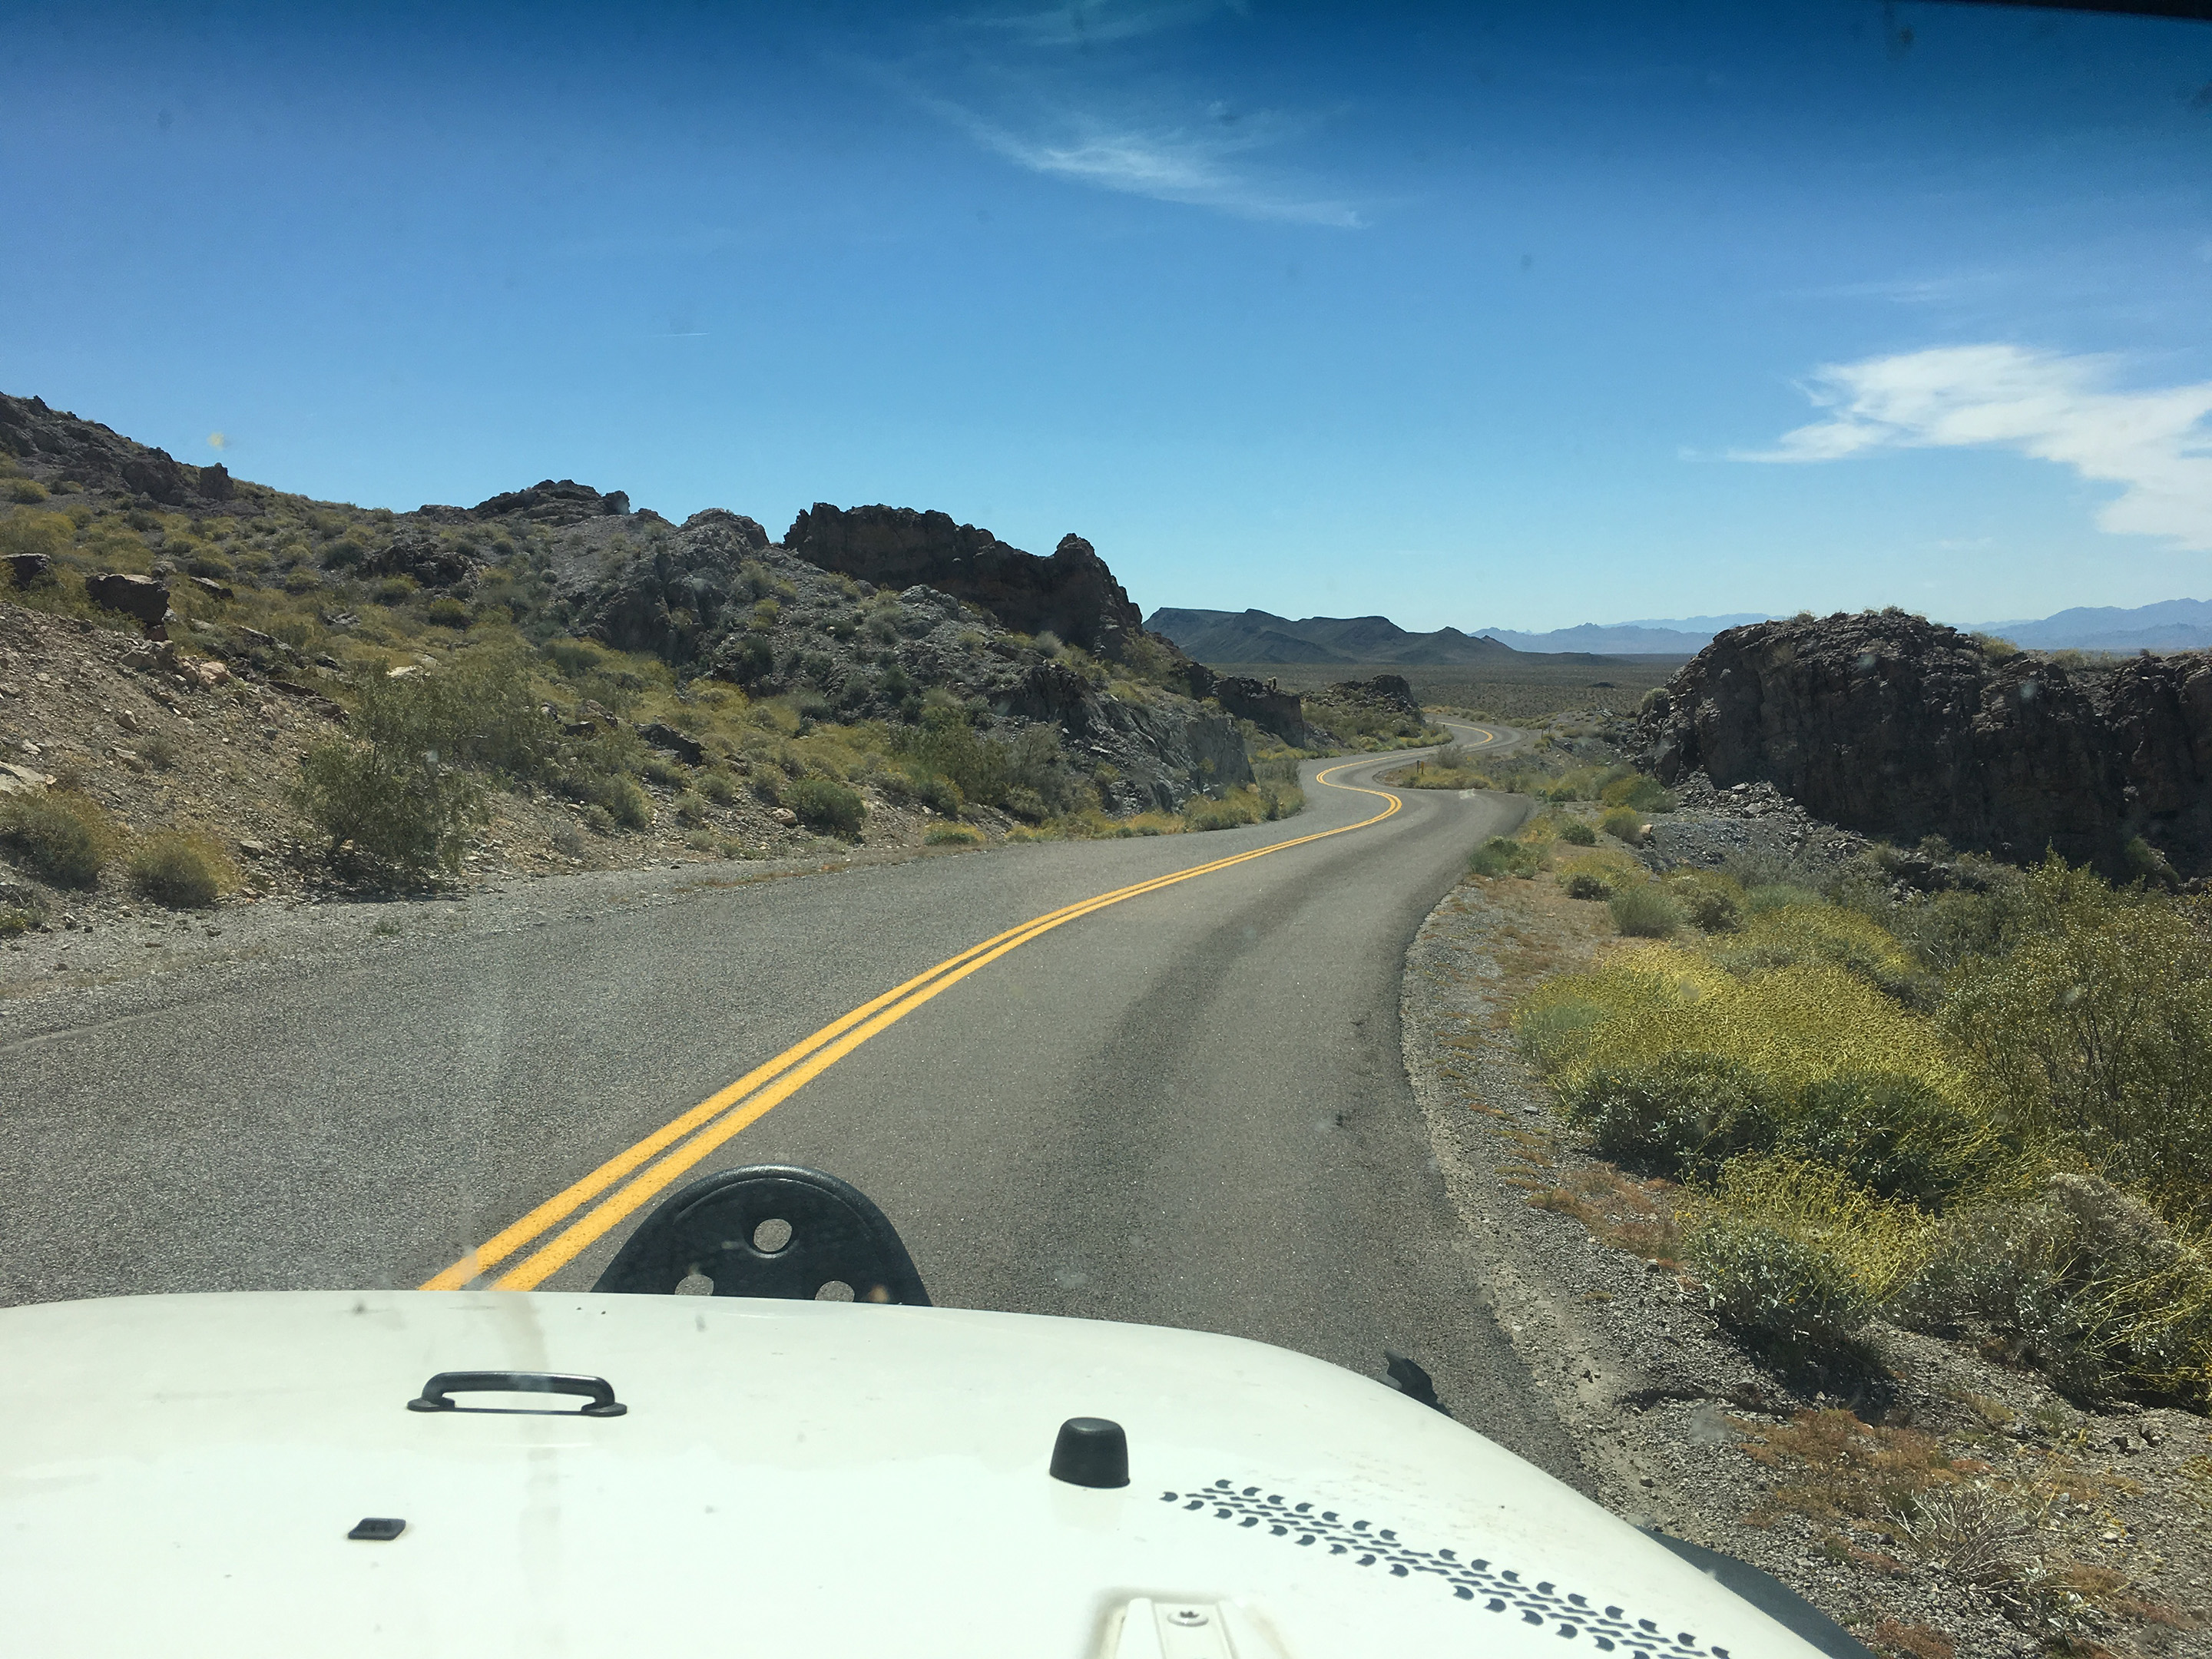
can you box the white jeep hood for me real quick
[0,1291,1818,1657]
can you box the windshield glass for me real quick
[3,5,2209,1657]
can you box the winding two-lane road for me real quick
[2,726,1579,1480]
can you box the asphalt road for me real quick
[2,726,1581,1481]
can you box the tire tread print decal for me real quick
[1161,1479,1731,1657]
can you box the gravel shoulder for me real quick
[1400,803,2212,1659]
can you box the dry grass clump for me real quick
[1529,1164,1681,1266]
[126,828,237,908]
[0,790,121,887]
[1600,806,1646,844]
[924,824,983,846]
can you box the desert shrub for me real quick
[7,478,48,503]
[1186,790,1265,832]
[1556,1051,1784,1178]
[1682,1157,1932,1352]
[295,737,483,878]
[1942,867,2212,1213]
[0,903,43,934]
[1664,870,1743,933]
[290,660,555,876]
[1564,871,1611,901]
[895,710,1074,816]
[1783,1071,2005,1208]
[549,822,586,858]
[1637,687,1669,716]
[698,770,739,806]
[1003,785,1049,823]
[1743,882,1824,914]
[1609,884,1682,937]
[1902,1174,2212,1401]
[1715,903,1926,1005]
[788,776,865,836]
[1599,772,1674,813]
[422,595,472,628]
[926,824,984,846]
[127,830,233,908]
[1558,820,1597,846]
[0,790,119,887]
[1600,806,1644,843]
[1518,946,1965,1114]
[1469,835,1544,877]
[432,644,560,778]
[0,510,71,564]
[641,754,687,788]
[137,730,177,770]
[674,794,710,828]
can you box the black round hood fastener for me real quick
[1050,1416,1130,1488]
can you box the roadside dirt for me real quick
[0,603,990,1000]
[1400,835,2212,1659]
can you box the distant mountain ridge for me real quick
[1475,614,1772,654]
[1965,598,2212,653]
[1145,607,1515,665]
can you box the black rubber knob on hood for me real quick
[1050,1416,1130,1488]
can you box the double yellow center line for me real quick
[422,740,1490,1293]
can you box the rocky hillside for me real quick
[1641,609,2212,878]
[0,390,1260,821]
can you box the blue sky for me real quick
[2,2,2207,631]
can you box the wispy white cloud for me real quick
[1736,344,2212,550]
[967,0,1243,49]
[936,99,1362,227]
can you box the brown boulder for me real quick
[6,552,51,587]
[86,571,171,628]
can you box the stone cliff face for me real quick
[783,504,1146,661]
[1641,611,2212,876]
[1207,675,1310,746]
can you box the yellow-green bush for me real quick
[1521,946,1966,1110]
[1600,806,1644,843]
[1943,875,2212,1216]
[0,790,121,887]
[1663,869,1743,933]
[1469,833,1545,877]
[925,824,983,846]
[1714,902,1925,1003]
[1902,1174,2212,1401]
[127,829,237,908]
[1681,1156,1935,1351]
[1609,883,1682,937]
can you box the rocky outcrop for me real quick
[1210,675,1309,746]
[1641,611,2212,876]
[569,510,772,659]
[0,392,237,507]
[1332,674,1421,717]
[465,479,631,526]
[783,505,1145,661]
[995,659,1251,810]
